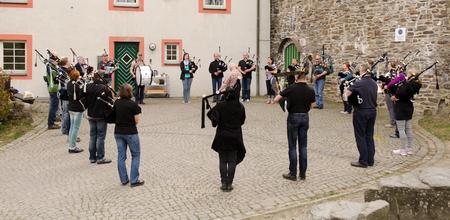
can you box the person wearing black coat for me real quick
[391,78,421,156]
[67,68,85,154]
[180,53,197,104]
[208,81,246,192]
[85,75,113,164]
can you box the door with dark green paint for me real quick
[114,42,139,91]
[284,43,301,70]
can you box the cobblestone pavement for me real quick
[0,98,432,219]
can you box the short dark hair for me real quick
[119,83,133,99]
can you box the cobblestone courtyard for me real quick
[0,99,434,219]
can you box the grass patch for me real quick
[0,118,34,147]
[419,115,450,141]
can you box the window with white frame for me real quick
[0,0,28,4]
[203,0,226,10]
[164,44,180,64]
[114,0,139,7]
[0,41,26,75]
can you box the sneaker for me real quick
[392,149,407,156]
[121,180,129,186]
[340,111,348,114]
[97,158,112,164]
[282,173,297,181]
[76,137,81,142]
[48,124,61,130]
[385,124,394,128]
[220,183,227,191]
[350,161,368,168]
[299,174,306,180]
[245,99,250,103]
[90,159,97,163]
[389,134,399,138]
[405,147,414,155]
[68,148,84,154]
[226,184,234,192]
[266,100,271,104]
[130,180,145,187]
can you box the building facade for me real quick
[0,0,271,98]
[271,0,449,113]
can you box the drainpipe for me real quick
[256,0,261,96]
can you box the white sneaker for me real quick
[393,149,408,156]
[385,124,394,128]
[340,111,348,114]
[406,147,414,155]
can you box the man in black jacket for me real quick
[209,52,227,102]
[85,74,113,164]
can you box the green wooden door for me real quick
[114,42,139,91]
[284,43,301,70]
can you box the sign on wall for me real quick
[395,28,407,42]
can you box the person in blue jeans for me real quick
[312,54,329,109]
[180,53,197,104]
[66,67,85,154]
[113,83,144,187]
[275,72,315,181]
[58,58,71,135]
[86,74,113,164]
[209,53,227,102]
[44,58,60,130]
[238,52,256,102]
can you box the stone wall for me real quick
[270,0,449,113]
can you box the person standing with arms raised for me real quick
[238,52,256,102]
[209,52,227,103]
[274,71,315,181]
[345,64,378,168]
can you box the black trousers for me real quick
[218,150,237,185]
[352,109,377,166]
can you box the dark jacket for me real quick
[394,81,421,120]
[209,60,227,79]
[180,60,197,80]
[75,63,86,78]
[58,67,69,101]
[208,86,246,164]
[67,79,86,112]
[86,81,112,120]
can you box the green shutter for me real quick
[114,42,139,91]
[284,43,301,70]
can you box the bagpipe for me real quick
[182,49,201,73]
[35,49,68,86]
[396,61,439,91]
[201,81,241,128]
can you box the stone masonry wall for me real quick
[271,0,449,114]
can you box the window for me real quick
[203,0,226,9]
[0,41,26,75]
[161,40,182,66]
[114,0,139,7]
[199,0,231,14]
[164,44,179,64]
[0,0,32,8]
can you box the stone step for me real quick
[305,200,390,220]
[365,167,450,220]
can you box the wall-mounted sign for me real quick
[395,28,407,42]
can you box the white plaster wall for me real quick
[0,0,270,98]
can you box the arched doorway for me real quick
[284,43,301,70]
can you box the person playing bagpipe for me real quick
[67,67,86,154]
[274,70,315,181]
[391,70,422,156]
[85,73,113,164]
[287,58,301,86]
[238,52,256,102]
[44,56,61,130]
[207,80,246,192]
[208,52,228,103]
[338,62,354,114]
[312,54,330,109]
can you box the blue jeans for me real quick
[242,77,251,100]
[115,134,141,184]
[68,111,83,150]
[61,100,70,135]
[353,109,377,166]
[314,79,325,108]
[88,119,107,160]
[212,77,222,102]
[182,78,193,103]
[48,92,59,126]
[135,86,145,103]
[287,113,309,177]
